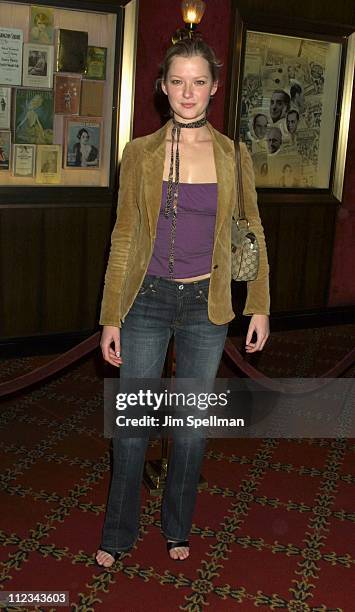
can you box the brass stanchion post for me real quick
[143,337,208,494]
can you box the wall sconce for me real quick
[181,0,206,30]
[172,0,206,43]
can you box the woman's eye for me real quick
[196,80,206,85]
[171,80,181,85]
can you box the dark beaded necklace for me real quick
[164,115,208,277]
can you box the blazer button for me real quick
[213,264,218,269]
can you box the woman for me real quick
[96,38,270,567]
[73,128,98,167]
[279,164,296,187]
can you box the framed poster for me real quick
[29,5,54,44]
[22,43,54,88]
[35,144,61,183]
[0,130,11,170]
[86,46,107,80]
[225,9,355,201]
[13,144,36,177]
[80,80,104,116]
[56,28,88,73]
[0,27,23,85]
[54,74,81,115]
[0,87,11,129]
[14,88,54,144]
[64,116,103,168]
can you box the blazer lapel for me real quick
[142,121,171,241]
[207,122,236,238]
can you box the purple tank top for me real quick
[146,181,218,278]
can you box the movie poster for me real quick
[0,130,11,170]
[36,144,61,183]
[64,117,102,168]
[0,28,23,85]
[13,144,36,177]
[29,5,54,45]
[14,88,54,144]
[22,43,54,88]
[54,75,81,114]
[0,87,11,129]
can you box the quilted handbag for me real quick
[231,141,260,281]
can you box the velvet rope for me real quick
[0,332,100,398]
[224,337,355,393]
[0,332,354,399]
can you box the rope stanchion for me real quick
[0,332,101,398]
[0,332,354,400]
[224,337,355,394]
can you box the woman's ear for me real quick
[161,81,168,96]
[211,81,218,97]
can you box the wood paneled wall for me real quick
[0,0,354,340]
[0,206,113,338]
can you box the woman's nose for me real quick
[182,84,193,98]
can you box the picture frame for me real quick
[35,144,61,183]
[0,87,11,129]
[80,80,104,117]
[225,8,355,202]
[0,130,11,170]
[14,87,54,145]
[86,46,107,80]
[54,74,81,115]
[22,43,54,89]
[12,143,36,177]
[29,5,54,45]
[55,28,88,74]
[0,27,23,86]
[63,116,103,169]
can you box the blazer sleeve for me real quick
[239,142,270,315]
[99,142,139,327]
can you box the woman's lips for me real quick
[181,103,195,108]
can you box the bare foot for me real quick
[167,541,190,560]
[95,549,116,568]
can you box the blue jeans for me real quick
[100,274,228,553]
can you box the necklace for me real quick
[164,115,207,277]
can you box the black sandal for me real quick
[95,549,122,568]
[166,540,190,560]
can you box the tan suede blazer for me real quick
[100,120,270,328]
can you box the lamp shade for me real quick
[181,0,206,25]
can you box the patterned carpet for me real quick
[0,325,354,611]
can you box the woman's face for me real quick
[80,131,89,144]
[162,55,218,123]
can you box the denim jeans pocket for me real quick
[138,279,158,296]
[195,286,209,303]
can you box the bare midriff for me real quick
[173,272,211,282]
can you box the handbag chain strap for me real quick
[234,140,247,222]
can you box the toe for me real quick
[169,546,189,560]
[96,550,115,567]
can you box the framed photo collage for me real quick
[0,2,118,191]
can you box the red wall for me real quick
[132,0,231,137]
[132,0,355,308]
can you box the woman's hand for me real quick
[100,325,123,367]
[245,314,269,353]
